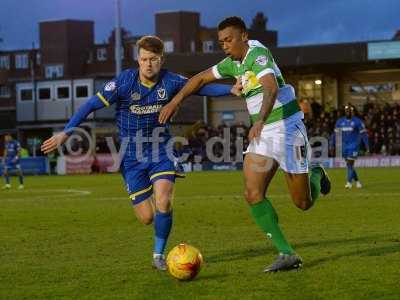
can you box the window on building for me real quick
[38,87,51,100]
[203,41,214,53]
[222,111,235,121]
[15,53,29,69]
[0,86,11,98]
[132,44,138,61]
[45,65,64,79]
[36,53,41,65]
[0,56,10,69]
[190,41,196,53]
[349,83,395,94]
[298,79,322,104]
[20,89,33,101]
[87,51,93,64]
[164,41,174,53]
[97,48,107,61]
[76,85,89,98]
[57,86,70,99]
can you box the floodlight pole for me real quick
[115,0,122,76]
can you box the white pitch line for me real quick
[43,189,92,196]
[0,189,92,201]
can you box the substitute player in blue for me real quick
[333,104,369,188]
[2,133,24,190]
[41,36,232,270]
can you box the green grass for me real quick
[1,168,400,300]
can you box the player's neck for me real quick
[139,73,158,88]
[240,44,250,62]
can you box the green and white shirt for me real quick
[211,40,303,126]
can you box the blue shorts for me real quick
[121,155,185,205]
[342,147,358,160]
[4,159,21,171]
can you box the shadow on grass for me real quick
[206,235,386,264]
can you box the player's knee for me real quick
[293,195,312,211]
[137,214,153,225]
[244,188,264,204]
[155,195,172,212]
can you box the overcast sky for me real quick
[1,0,399,50]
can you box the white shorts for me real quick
[245,120,310,174]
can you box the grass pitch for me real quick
[1,168,399,299]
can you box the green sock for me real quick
[310,167,322,203]
[250,198,294,255]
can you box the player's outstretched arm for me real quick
[159,69,216,124]
[196,83,232,97]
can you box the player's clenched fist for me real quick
[248,120,264,143]
[230,77,243,96]
[41,132,69,154]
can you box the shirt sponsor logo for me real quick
[241,71,259,95]
[255,55,267,66]
[129,104,162,114]
[104,81,116,92]
[341,127,354,132]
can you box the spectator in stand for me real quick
[299,99,312,118]
[182,102,399,163]
[311,99,323,118]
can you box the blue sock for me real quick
[5,175,10,185]
[154,210,172,255]
[352,169,358,181]
[19,175,24,185]
[346,165,353,182]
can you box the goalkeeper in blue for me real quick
[41,36,232,270]
[2,133,24,190]
[332,104,369,189]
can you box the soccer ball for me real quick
[166,243,203,281]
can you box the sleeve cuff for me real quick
[211,65,222,79]
[256,68,275,79]
[96,92,110,107]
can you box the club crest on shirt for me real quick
[255,55,267,66]
[131,92,141,101]
[104,81,116,91]
[157,88,167,100]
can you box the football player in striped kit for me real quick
[41,35,233,271]
[159,17,331,272]
[2,134,24,190]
